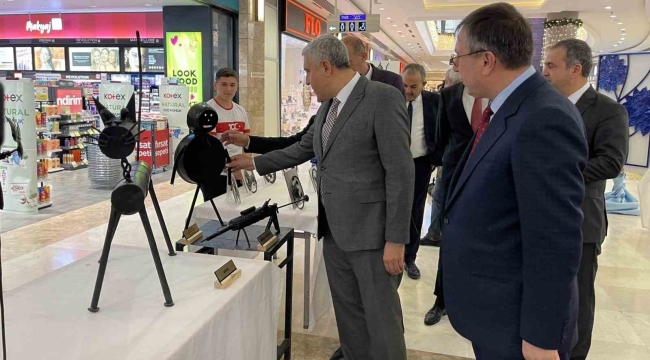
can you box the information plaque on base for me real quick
[257,229,279,252]
[181,223,203,245]
[214,259,241,289]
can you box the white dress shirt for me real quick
[408,93,427,158]
[364,63,373,81]
[568,82,592,105]
[461,86,489,123]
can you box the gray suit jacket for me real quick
[254,75,415,251]
[577,86,629,248]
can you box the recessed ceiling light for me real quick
[90,4,97,7]
[379,7,385,10]
[621,37,625,40]
[407,43,411,45]
[401,35,405,37]
[614,44,618,47]
[618,22,624,25]
[387,17,392,20]
[618,41,623,43]
[610,14,616,18]
[621,28,626,31]
[144,3,152,6]
[605,6,611,9]
[392,24,397,27]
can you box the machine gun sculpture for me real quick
[87,31,177,313]
[200,195,309,249]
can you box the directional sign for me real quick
[327,14,380,33]
[340,14,366,21]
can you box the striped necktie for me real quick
[321,98,341,148]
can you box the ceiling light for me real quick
[144,3,152,6]
[621,37,625,40]
[401,35,405,37]
[379,7,385,10]
[614,44,618,47]
[621,28,626,31]
[387,17,392,20]
[90,4,97,7]
[618,41,623,43]
[610,14,616,18]
[407,43,411,45]
[392,24,397,27]
[605,6,611,9]
[618,22,624,25]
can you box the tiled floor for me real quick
[0,171,649,359]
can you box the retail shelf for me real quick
[61,145,85,151]
[49,167,65,174]
[57,130,99,138]
[36,127,48,132]
[41,132,62,136]
[38,202,53,210]
[37,177,50,182]
[48,149,63,154]
[58,119,96,126]
[62,163,88,171]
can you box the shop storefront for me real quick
[280,0,326,137]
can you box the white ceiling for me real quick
[0,0,200,15]
[298,0,650,72]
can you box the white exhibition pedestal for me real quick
[1,246,284,360]
[191,166,332,330]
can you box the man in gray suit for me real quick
[544,39,629,360]
[228,34,413,360]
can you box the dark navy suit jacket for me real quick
[420,90,442,165]
[442,71,588,356]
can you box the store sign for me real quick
[138,129,170,168]
[166,32,202,105]
[25,18,63,34]
[98,83,134,116]
[285,0,326,41]
[55,88,83,114]
[0,13,162,40]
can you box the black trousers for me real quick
[433,253,445,308]
[200,175,241,202]
[473,343,570,360]
[405,156,433,264]
[570,243,599,360]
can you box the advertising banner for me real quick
[137,129,170,168]
[0,79,37,214]
[165,32,202,105]
[159,84,189,128]
[55,88,83,114]
[98,83,134,116]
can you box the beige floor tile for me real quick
[597,266,650,290]
[592,309,646,345]
[601,286,650,315]
[586,340,650,360]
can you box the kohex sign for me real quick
[104,94,126,100]
[3,94,23,102]
[164,93,182,99]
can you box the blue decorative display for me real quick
[598,55,627,93]
[624,88,650,135]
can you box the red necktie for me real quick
[470,98,483,133]
[470,106,493,156]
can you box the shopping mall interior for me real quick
[1,0,650,359]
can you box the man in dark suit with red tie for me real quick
[443,3,587,359]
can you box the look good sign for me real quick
[165,32,203,105]
[98,83,134,116]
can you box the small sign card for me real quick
[214,260,241,289]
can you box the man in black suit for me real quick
[342,36,404,95]
[444,4,587,359]
[424,69,488,326]
[401,63,441,280]
[544,39,629,360]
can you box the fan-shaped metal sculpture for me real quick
[88,31,176,313]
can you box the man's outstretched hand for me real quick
[221,130,250,147]
[227,154,255,172]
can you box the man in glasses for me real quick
[442,3,587,360]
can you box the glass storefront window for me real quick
[212,8,235,97]
[280,34,320,137]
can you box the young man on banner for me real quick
[203,67,250,201]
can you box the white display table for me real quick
[1,245,284,360]
[191,168,331,329]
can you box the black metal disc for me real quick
[174,133,227,185]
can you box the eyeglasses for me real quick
[449,50,488,66]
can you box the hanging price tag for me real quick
[78,143,84,149]
[71,161,78,168]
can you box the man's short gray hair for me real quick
[341,36,367,56]
[446,68,462,86]
[403,63,427,82]
[302,35,350,69]
[551,39,593,78]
